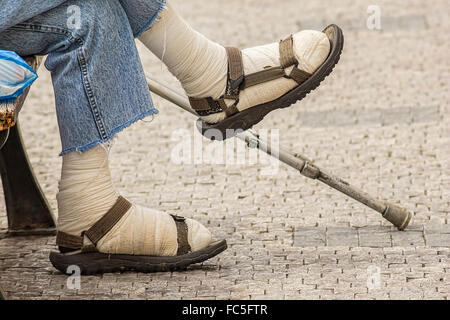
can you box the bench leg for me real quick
[0,121,56,236]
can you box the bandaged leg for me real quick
[57,145,212,255]
[139,1,331,123]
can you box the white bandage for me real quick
[139,2,227,100]
[57,145,211,255]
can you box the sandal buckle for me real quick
[170,214,186,222]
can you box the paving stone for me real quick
[391,231,426,247]
[326,227,359,246]
[294,227,326,247]
[425,234,450,247]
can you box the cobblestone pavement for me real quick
[0,0,449,299]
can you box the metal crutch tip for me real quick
[382,204,413,231]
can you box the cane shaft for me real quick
[242,124,412,231]
[317,171,386,213]
[146,77,412,230]
[248,134,385,210]
[317,170,411,230]
[290,156,411,230]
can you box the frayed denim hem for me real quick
[59,108,159,156]
[134,0,167,38]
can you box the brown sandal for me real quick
[191,24,344,140]
[49,196,227,275]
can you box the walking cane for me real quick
[146,77,412,231]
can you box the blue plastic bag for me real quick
[0,50,38,102]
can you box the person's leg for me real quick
[0,0,213,258]
[136,1,340,127]
[0,0,156,155]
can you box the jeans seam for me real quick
[75,37,108,140]
[10,23,72,37]
[11,23,80,54]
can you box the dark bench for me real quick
[0,56,56,236]
[0,55,56,300]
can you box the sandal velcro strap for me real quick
[224,47,244,99]
[170,214,192,255]
[188,46,244,118]
[189,96,238,118]
[56,196,132,252]
[56,230,84,250]
[189,96,227,115]
[279,35,312,85]
[84,196,132,245]
[289,67,311,85]
[243,66,285,89]
[279,35,297,68]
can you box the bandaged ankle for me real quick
[57,144,211,255]
[139,2,227,99]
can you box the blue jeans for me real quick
[0,0,166,155]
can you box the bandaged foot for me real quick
[56,145,212,256]
[139,2,335,125]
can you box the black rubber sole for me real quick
[197,24,344,141]
[49,239,227,275]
